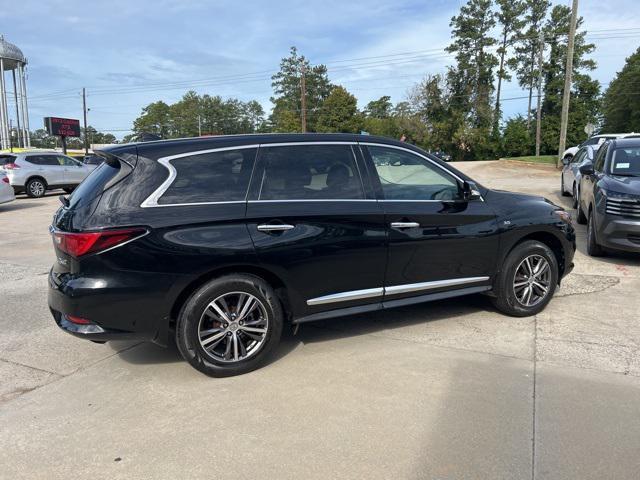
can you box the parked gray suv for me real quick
[0,152,92,198]
[578,138,640,256]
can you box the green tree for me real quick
[540,5,599,154]
[408,74,453,152]
[446,0,498,159]
[364,96,393,118]
[501,115,533,156]
[133,100,172,138]
[494,0,526,124]
[602,47,640,132]
[270,46,333,132]
[315,86,361,133]
[508,0,550,128]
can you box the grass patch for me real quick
[502,155,557,165]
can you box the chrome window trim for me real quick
[361,142,484,202]
[248,199,377,203]
[307,287,384,306]
[140,140,483,207]
[306,276,491,306]
[140,144,260,208]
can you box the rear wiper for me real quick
[59,195,70,208]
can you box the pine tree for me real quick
[270,46,333,132]
[446,0,498,159]
[507,0,550,128]
[540,5,599,153]
[602,47,640,132]
[494,0,526,124]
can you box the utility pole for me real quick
[535,31,545,157]
[197,114,202,136]
[82,87,89,154]
[300,64,307,133]
[557,0,579,168]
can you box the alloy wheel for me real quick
[513,254,551,307]
[197,291,269,363]
[29,181,44,197]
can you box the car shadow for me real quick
[109,294,498,368]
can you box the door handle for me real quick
[390,222,420,229]
[257,223,295,232]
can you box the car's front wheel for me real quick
[25,178,46,198]
[491,240,558,317]
[587,210,605,257]
[561,173,571,196]
[176,274,283,377]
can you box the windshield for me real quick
[609,147,640,176]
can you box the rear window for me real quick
[0,154,16,165]
[67,158,126,209]
[158,148,257,205]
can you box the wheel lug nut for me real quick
[227,332,231,336]
[239,321,244,325]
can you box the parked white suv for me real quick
[561,133,638,162]
[0,152,92,198]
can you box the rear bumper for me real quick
[597,214,640,253]
[47,269,172,345]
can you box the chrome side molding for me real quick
[306,287,384,306]
[306,276,491,306]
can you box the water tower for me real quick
[0,35,30,149]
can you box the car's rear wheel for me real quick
[25,178,46,198]
[176,274,283,377]
[491,240,558,317]
[587,210,605,257]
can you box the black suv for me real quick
[48,134,575,376]
[578,137,640,256]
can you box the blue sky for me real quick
[1,0,639,139]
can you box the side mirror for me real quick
[462,181,481,201]
[562,157,570,166]
[579,163,594,176]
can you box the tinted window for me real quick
[67,160,125,209]
[0,154,16,165]
[583,137,600,146]
[594,144,608,172]
[258,145,364,200]
[369,146,459,201]
[572,150,586,164]
[610,147,640,176]
[25,155,60,166]
[84,155,103,165]
[159,148,257,205]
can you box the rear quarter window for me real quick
[67,157,129,209]
[0,154,16,165]
[158,148,257,205]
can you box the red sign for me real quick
[44,117,81,137]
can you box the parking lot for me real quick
[1,160,639,479]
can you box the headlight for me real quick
[600,189,639,200]
[553,210,572,224]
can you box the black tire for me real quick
[491,240,559,317]
[25,177,46,198]
[561,173,571,196]
[576,197,587,224]
[587,210,605,257]
[176,274,283,377]
[63,187,75,194]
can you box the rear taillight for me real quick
[66,315,91,325]
[1,176,8,183]
[52,227,146,257]
[3,163,20,170]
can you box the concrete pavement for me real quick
[1,163,639,479]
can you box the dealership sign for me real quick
[44,117,81,137]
